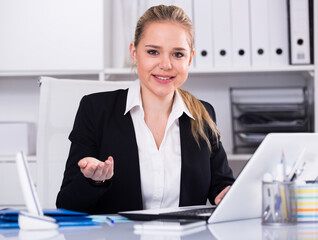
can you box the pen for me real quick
[274,195,282,221]
[281,151,287,182]
[106,216,114,226]
[263,173,276,222]
[288,148,306,182]
[276,152,288,220]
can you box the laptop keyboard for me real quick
[159,207,216,217]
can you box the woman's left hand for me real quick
[214,185,231,205]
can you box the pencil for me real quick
[281,189,288,219]
[106,216,114,226]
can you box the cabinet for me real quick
[0,0,104,72]
[0,1,317,208]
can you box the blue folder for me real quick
[0,208,99,229]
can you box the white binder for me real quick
[112,0,126,68]
[250,0,270,66]
[193,0,214,68]
[173,0,193,21]
[288,0,311,65]
[268,0,289,66]
[146,0,172,9]
[212,0,232,67]
[230,0,251,67]
[121,0,139,67]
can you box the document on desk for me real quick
[89,214,132,223]
[134,220,206,237]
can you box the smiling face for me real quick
[130,21,194,101]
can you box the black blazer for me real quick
[56,89,234,214]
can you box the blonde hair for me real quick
[178,89,220,152]
[134,5,194,49]
[135,5,220,152]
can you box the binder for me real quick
[172,0,194,69]
[193,0,214,68]
[268,0,289,66]
[249,0,270,66]
[146,0,172,9]
[287,0,312,65]
[173,0,193,21]
[121,0,139,67]
[112,0,126,68]
[230,0,251,67]
[212,0,232,67]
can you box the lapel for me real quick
[179,113,198,206]
[115,90,143,209]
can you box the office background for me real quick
[0,0,316,209]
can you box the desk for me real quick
[0,218,317,240]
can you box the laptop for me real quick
[15,151,96,230]
[16,151,59,229]
[119,133,318,224]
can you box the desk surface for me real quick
[0,218,317,240]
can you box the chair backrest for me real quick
[36,76,133,208]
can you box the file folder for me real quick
[193,0,214,68]
[288,0,312,65]
[0,208,99,229]
[250,0,270,66]
[212,0,232,67]
[230,0,251,67]
[268,0,289,66]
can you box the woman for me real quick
[56,5,234,214]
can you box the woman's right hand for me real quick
[78,156,114,182]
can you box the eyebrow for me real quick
[145,45,187,51]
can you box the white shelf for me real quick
[104,65,314,76]
[1,65,313,78]
[189,65,314,74]
[0,155,36,163]
[0,70,102,77]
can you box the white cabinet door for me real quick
[0,0,103,71]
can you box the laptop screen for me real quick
[16,151,43,216]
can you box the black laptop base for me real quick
[119,207,215,221]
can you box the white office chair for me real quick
[36,76,133,208]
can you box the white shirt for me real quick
[124,80,194,209]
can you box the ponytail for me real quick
[178,88,220,152]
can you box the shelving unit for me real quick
[230,87,312,154]
[0,0,316,207]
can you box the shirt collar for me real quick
[124,79,142,115]
[124,79,194,120]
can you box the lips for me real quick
[152,74,175,83]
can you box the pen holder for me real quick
[296,183,318,223]
[262,181,297,225]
